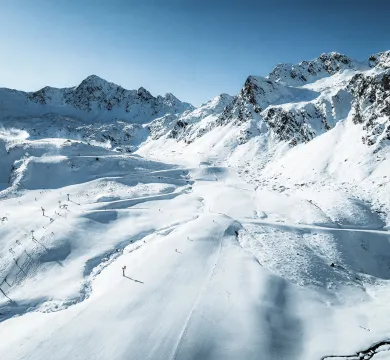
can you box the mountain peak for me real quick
[269,52,356,86]
[199,93,233,109]
[83,74,106,82]
[163,92,179,103]
[137,87,154,100]
[319,51,348,59]
[164,92,177,99]
[79,74,112,87]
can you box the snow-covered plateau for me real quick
[0,51,390,359]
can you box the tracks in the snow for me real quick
[171,221,225,360]
[0,166,195,322]
[0,214,199,322]
[242,218,389,235]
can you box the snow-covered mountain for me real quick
[158,51,390,150]
[268,52,360,86]
[0,74,193,123]
[1,51,390,360]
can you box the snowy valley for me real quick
[0,51,390,360]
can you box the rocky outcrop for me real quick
[368,51,390,69]
[263,106,318,146]
[348,70,390,146]
[218,76,318,125]
[148,93,234,142]
[268,52,357,86]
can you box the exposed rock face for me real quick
[162,51,390,149]
[259,89,354,145]
[368,51,390,69]
[149,93,235,142]
[263,107,317,146]
[268,52,357,86]
[348,70,390,146]
[170,71,346,146]
[218,76,319,126]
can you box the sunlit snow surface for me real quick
[0,130,388,360]
[0,54,390,359]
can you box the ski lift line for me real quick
[0,197,84,293]
[2,239,56,290]
[0,213,63,290]
[0,276,11,287]
[0,287,12,301]
[12,258,27,276]
[1,248,40,289]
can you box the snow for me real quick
[0,75,193,124]
[0,50,390,359]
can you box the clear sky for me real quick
[1,0,389,106]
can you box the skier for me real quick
[122,265,126,277]
[41,207,45,216]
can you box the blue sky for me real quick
[1,0,389,106]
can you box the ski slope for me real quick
[0,50,390,359]
[0,137,389,360]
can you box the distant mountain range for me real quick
[1,50,389,154]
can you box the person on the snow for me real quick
[122,265,126,276]
[41,207,45,216]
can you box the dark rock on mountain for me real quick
[348,70,390,146]
[268,52,357,86]
[2,75,193,124]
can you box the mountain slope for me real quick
[0,75,193,124]
[0,51,390,360]
[268,52,361,86]
[148,51,390,150]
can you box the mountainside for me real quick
[0,75,193,124]
[268,52,360,86]
[159,51,390,150]
[0,51,390,360]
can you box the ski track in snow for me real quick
[170,223,224,360]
